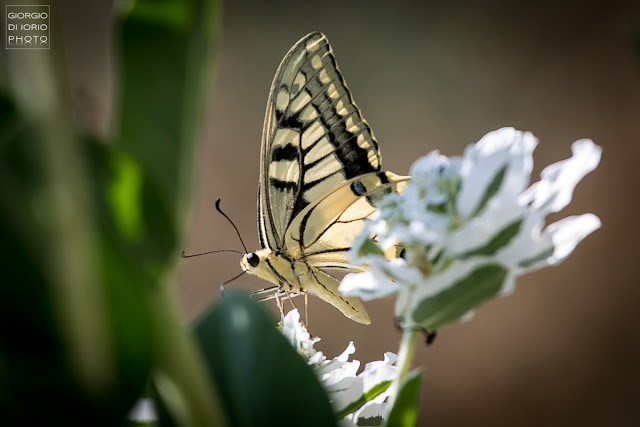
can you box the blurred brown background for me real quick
[59,0,639,425]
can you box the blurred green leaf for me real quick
[110,0,225,424]
[356,236,387,258]
[113,0,220,273]
[472,165,507,217]
[0,89,151,425]
[336,380,392,420]
[195,293,338,427]
[0,0,222,423]
[459,219,522,259]
[385,368,423,427]
[412,264,507,330]
[107,150,144,241]
[518,247,554,269]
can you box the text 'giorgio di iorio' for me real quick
[6,5,50,50]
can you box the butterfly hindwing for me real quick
[303,265,371,324]
[259,32,382,250]
[285,171,409,270]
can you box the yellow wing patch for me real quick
[285,171,409,270]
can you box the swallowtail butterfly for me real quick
[240,32,408,324]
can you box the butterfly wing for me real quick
[258,32,383,251]
[304,265,371,324]
[284,171,409,325]
[284,171,409,270]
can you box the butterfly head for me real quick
[243,252,261,269]
[240,248,275,281]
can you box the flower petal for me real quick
[340,271,401,301]
[518,213,601,272]
[347,128,601,331]
[518,139,602,215]
[317,341,356,378]
[457,128,537,218]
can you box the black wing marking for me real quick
[258,32,382,250]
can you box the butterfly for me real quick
[240,32,409,324]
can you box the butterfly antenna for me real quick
[216,198,248,253]
[180,249,243,258]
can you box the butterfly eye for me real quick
[246,252,260,268]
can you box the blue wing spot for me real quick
[350,180,367,196]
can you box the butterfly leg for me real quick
[253,288,304,303]
[252,285,306,324]
[252,285,286,320]
[251,285,290,321]
[281,287,301,317]
[250,285,281,298]
[253,287,308,325]
[277,288,311,329]
[304,292,309,328]
[274,290,286,321]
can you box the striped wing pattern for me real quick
[247,32,408,324]
[258,32,382,251]
[285,171,409,269]
[285,171,409,324]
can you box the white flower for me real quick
[340,128,602,331]
[281,310,397,424]
[128,398,157,423]
[281,305,322,361]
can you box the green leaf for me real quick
[335,380,392,419]
[518,247,554,269]
[357,237,386,257]
[357,415,384,426]
[459,219,522,259]
[107,150,145,241]
[0,0,222,422]
[385,368,423,427]
[412,264,508,330]
[195,293,337,427]
[113,0,220,254]
[472,165,507,217]
[0,78,152,426]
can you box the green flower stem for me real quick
[389,327,420,407]
[151,282,228,427]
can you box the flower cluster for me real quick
[281,309,397,426]
[340,128,602,331]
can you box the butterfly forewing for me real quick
[259,32,382,250]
